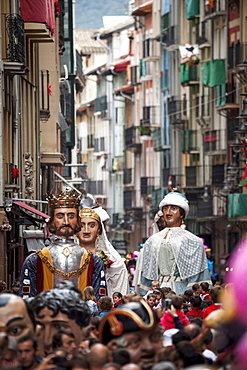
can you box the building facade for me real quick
[75,0,246,278]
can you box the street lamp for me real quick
[234,59,247,84]
[201,186,210,202]
[227,154,240,176]
[230,135,242,154]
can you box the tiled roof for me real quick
[75,29,106,54]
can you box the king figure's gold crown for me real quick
[47,190,82,209]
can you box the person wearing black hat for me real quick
[99,299,163,370]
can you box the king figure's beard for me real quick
[56,225,74,236]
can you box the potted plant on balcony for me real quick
[187,55,200,67]
[138,125,152,137]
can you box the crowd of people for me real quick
[0,189,246,369]
[0,278,245,370]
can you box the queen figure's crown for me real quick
[47,190,82,209]
[79,208,101,223]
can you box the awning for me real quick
[132,0,153,16]
[13,201,50,219]
[114,84,134,95]
[20,0,55,35]
[112,59,130,72]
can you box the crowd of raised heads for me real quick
[0,277,246,370]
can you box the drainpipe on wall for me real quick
[0,38,3,207]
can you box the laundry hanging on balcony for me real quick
[202,59,226,107]
[185,0,200,19]
[202,59,226,87]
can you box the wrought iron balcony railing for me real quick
[141,106,160,126]
[228,41,247,70]
[3,13,25,64]
[204,129,227,152]
[125,127,139,147]
[204,0,226,17]
[124,168,132,185]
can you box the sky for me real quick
[75,0,129,29]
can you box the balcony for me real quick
[75,50,84,93]
[124,190,132,209]
[168,97,185,123]
[196,95,210,118]
[216,83,239,118]
[2,13,26,74]
[163,168,184,188]
[228,41,247,74]
[204,129,227,152]
[94,95,107,112]
[130,65,140,86]
[180,64,199,85]
[87,134,94,149]
[125,126,140,148]
[124,169,132,185]
[94,137,105,153]
[185,164,225,188]
[161,69,169,89]
[20,0,55,41]
[197,198,213,219]
[140,177,155,196]
[153,128,162,151]
[185,166,198,187]
[151,188,165,209]
[60,79,72,124]
[162,26,179,47]
[132,0,152,16]
[195,21,208,44]
[94,96,108,119]
[143,38,159,60]
[204,0,226,19]
[182,130,199,153]
[212,164,224,186]
[161,12,169,32]
[88,180,104,195]
[141,106,160,126]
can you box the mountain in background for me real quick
[75,0,130,30]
